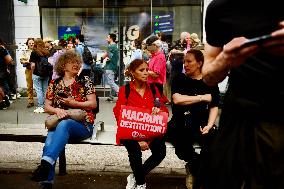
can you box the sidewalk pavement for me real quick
[0,97,186,177]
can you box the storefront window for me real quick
[41,3,202,85]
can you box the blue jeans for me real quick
[104,70,119,98]
[32,74,49,107]
[42,119,93,182]
[0,78,10,96]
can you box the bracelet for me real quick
[199,95,202,102]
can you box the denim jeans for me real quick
[0,78,10,96]
[104,70,119,98]
[42,119,93,182]
[32,74,49,107]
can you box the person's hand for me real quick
[104,57,110,61]
[59,97,74,107]
[55,108,68,119]
[200,125,213,135]
[138,141,149,151]
[263,20,284,55]
[172,93,183,102]
[222,37,259,69]
[31,62,35,70]
[151,107,160,115]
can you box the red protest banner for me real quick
[116,105,168,144]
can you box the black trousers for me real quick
[122,137,166,185]
[202,111,284,189]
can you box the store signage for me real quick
[153,12,174,34]
[58,26,81,40]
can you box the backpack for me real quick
[82,45,93,65]
[125,83,161,107]
[91,64,104,85]
[37,56,53,77]
[53,77,99,114]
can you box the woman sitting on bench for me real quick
[30,50,97,188]
[113,59,169,189]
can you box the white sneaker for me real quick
[11,94,17,100]
[136,183,146,189]
[126,174,136,189]
[34,107,45,113]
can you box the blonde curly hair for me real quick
[54,50,82,77]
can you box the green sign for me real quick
[63,33,76,41]
[18,0,28,3]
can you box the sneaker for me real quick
[136,183,146,189]
[31,160,51,182]
[10,94,17,100]
[0,95,10,110]
[126,174,136,189]
[4,95,10,107]
[185,163,195,189]
[106,97,114,102]
[34,107,45,113]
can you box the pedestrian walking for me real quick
[102,33,119,102]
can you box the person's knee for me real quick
[56,119,73,131]
[152,144,166,160]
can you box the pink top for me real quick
[49,49,67,80]
[147,51,166,85]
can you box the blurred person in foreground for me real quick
[202,0,284,189]
[30,50,97,189]
[0,38,13,101]
[166,49,220,189]
[113,59,169,189]
[20,37,35,108]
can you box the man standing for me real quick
[0,38,13,102]
[20,38,35,108]
[145,36,167,95]
[202,1,284,189]
[102,33,119,102]
[75,34,92,78]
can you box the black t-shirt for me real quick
[0,47,9,78]
[171,73,220,127]
[205,0,284,115]
[29,51,42,76]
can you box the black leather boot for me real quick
[31,160,51,182]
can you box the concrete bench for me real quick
[58,121,105,175]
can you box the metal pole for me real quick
[150,0,152,33]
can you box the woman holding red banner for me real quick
[166,49,220,189]
[113,59,169,189]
